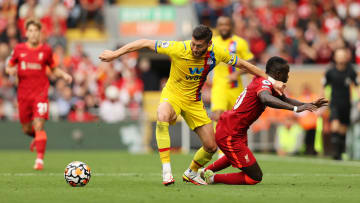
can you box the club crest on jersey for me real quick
[20,53,27,57]
[262,80,271,85]
[38,52,43,60]
[229,43,236,53]
[245,154,249,163]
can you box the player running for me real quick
[211,16,254,158]
[201,56,328,185]
[99,25,285,186]
[6,20,72,170]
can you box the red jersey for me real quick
[8,43,55,100]
[216,76,280,139]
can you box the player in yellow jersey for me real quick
[99,25,285,186]
[211,16,254,158]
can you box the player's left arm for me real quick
[280,94,328,109]
[258,91,318,112]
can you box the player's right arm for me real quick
[99,39,156,62]
[258,91,318,113]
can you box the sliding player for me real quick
[201,56,328,185]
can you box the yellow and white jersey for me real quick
[212,35,253,90]
[155,40,238,101]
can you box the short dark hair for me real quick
[25,19,42,30]
[192,25,212,43]
[265,56,289,74]
[217,15,234,26]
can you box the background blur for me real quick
[1,0,360,159]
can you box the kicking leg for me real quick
[183,123,217,185]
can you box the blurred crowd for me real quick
[194,0,360,64]
[0,0,145,123]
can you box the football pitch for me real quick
[1,150,359,203]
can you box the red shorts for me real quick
[216,134,256,168]
[18,97,49,124]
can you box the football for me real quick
[64,161,91,187]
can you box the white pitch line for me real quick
[0,173,359,177]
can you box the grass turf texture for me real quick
[0,150,359,203]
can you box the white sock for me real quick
[209,175,214,183]
[35,158,43,164]
[162,163,171,173]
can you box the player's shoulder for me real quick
[41,43,53,51]
[251,76,272,87]
[212,35,222,43]
[14,43,26,50]
[232,35,249,45]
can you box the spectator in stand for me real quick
[114,68,143,120]
[297,84,319,155]
[0,0,17,32]
[79,0,104,32]
[275,115,304,156]
[99,85,126,123]
[139,58,159,91]
[56,85,74,120]
[68,100,97,122]
[18,0,44,36]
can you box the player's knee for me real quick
[22,125,33,135]
[245,174,262,185]
[157,109,172,122]
[204,144,218,153]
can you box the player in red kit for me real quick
[200,57,328,185]
[6,20,72,170]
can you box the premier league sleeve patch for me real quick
[159,41,169,48]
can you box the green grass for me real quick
[0,150,360,203]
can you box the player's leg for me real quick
[191,123,217,171]
[211,87,228,159]
[204,140,261,185]
[18,99,36,151]
[156,100,178,185]
[183,123,217,185]
[330,106,349,160]
[206,162,262,185]
[21,123,36,151]
[32,99,50,170]
[33,118,47,170]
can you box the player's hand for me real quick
[297,103,318,113]
[311,98,328,108]
[63,73,72,84]
[5,66,17,76]
[99,50,117,62]
[273,81,286,96]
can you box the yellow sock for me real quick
[213,121,224,159]
[156,121,171,164]
[189,147,215,172]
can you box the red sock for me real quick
[35,130,47,159]
[214,172,260,185]
[205,155,231,172]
